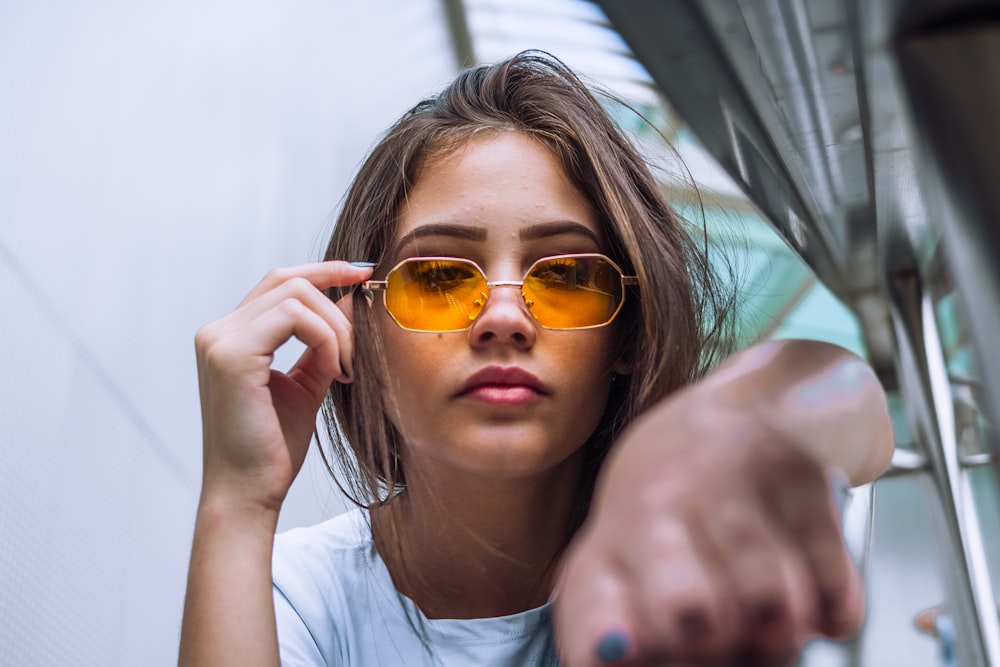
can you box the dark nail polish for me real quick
[595,629,630,662]
[821,592,842,624]
[678,609,711,638]
[349,261,377,268]
[337,361,350,383]
[752,601,785,627]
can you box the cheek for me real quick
[565,330,620,376]
[556,333,619,407]
[378,327,453,424]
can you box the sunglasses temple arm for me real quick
[346,279,386,306]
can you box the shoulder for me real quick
[272,509,379,665]
[272,511,372,631]
[275,509,371,559]
[272,508,373,596]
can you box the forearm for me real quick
[695,338,894,485]
[178,494,281,667]
[561,340,882,665]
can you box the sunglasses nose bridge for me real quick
[475,279,536,323]
[485,280,525,289]
[483,280,529,308]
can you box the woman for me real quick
[179,52,893,666]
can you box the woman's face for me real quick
[375,132,626,482]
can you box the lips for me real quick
[456,366,549,403]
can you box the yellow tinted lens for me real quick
[385,259,487,331]
[523,256,623,328]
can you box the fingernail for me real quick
[752,601,785,627]
[820,592,842,622]
[828,470,850,516]
[349,261,377,268]
[595,629,631,662]
[338,359,353,384]
[678,609,711,638]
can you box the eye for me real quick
[531,258,582,289]
[414,260,479,292]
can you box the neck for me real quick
[372,453,586,619]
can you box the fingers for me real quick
[558,517,810,666]
[554,513,730,667]
[255,297,350,384]
[706,498,813,664]
[247,280,353,382]
[555,462,861,667]
[771,468,864,639]
[203,261,372,385]
[624,517,734,663]
[552,530,641,667]
[239,260,372,307]
[742,444,864,641]
[707,457,863,656]
[192,260,375,514]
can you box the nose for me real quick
[468,281,537,349]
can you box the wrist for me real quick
[196,484,283,537]
[689,341,893,484]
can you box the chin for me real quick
[400,419,594,482]
[446,438,587,482]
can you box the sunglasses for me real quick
[362,253,638,332]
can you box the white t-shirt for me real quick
[272,477,853,665]
[272,510,560,666]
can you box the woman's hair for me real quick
[320,50,736,518]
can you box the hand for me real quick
[553,384,864,666]
[193,261,372,514]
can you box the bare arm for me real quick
[555,339,894,666]
[179,498,281,666]
[685,338,893,485]
[177,262,371,667]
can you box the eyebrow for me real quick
[518,220,601,244]
[394,223,487,251]
[393,220,601,254]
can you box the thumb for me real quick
[552,557,638,666]
[335,262,376,323]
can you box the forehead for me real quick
[392,133,601,255]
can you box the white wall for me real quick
[0,3,976,666]
[0,2,455,664]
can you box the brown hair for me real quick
[320,51,736,521]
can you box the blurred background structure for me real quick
[1,1,996,665]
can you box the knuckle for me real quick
[737,607,804,665]
[818,581,863,636]
[740,642,802,667]
[674,600,718,631]
[195,326,237,370]
[744,591,794,626]
[790,511,838,543]
[326,308,350,336]
[715,503,768,549]
[276,296,307,318]
[200,337,239,372]
[262,267,290,285]
[663,602,732,663]
[283,275,313,294]
[194,323,216,350]
[655,583,711,614]
[718,506,754,532]
[773,447,823,480]
[645,583,721,636]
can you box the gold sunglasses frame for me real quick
[361,252,639,333]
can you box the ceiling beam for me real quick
[441,0,476,70]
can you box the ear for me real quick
[612,355,632,376]
[611,326,635,377]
